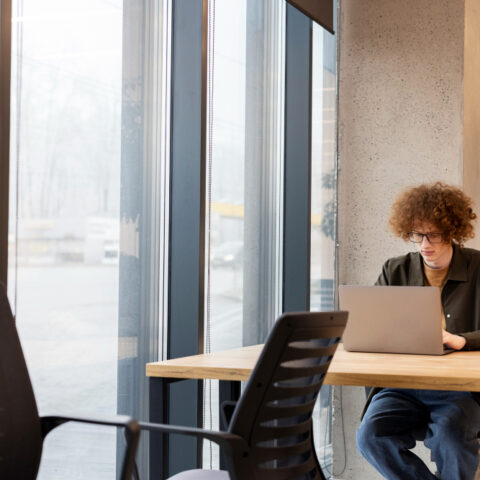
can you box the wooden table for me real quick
[147,343,480,391]
[146,344,480,477]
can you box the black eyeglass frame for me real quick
[408,231,444,244]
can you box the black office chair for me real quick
[0,283,140,480]
[140,310,348,479]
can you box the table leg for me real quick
[149,377,169,479]
[219,380,241,470]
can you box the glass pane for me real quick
[311,25,336,312]
[8,1,168,478]
[203,0,285,468]
[9,3,123,477]
[205,0,284,354]
[310,18,338,473]
[206,0,247,354]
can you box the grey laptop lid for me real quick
[339,285,449,355]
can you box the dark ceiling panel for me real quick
[286,0,334,33]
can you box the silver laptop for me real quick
[339,285,453,355]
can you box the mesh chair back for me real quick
[228,311,347,480]
[0,284,43,479]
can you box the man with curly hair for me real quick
[356,182,480,480]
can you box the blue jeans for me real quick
[357,389,480,480]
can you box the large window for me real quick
[202,0,285,467]
[8,1,168,477]
[202,0,338,471]
[6,0,337,477]
[205,0,284,353]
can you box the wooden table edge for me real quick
[146,344,480,391]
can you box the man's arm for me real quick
[454,330,480,350]
[442,330,467,350]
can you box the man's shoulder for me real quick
[377,251,422,285]
[455,246,480,271]
[457,246,480,259]
[382,251,419,270]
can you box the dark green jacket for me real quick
[363,244,480,415]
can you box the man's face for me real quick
[411,221,453,269]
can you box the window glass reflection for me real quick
[9,1,167,477]
[203,0,285,468]
[311,19,337,472]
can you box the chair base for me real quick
[168,469,230,480]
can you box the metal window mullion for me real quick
[168,0,206,360]
[333,0,340,310]
[283,4,312,313]
[160,0,172,366]
[163,0,207,476]
[0,0,12,287]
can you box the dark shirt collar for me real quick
[447,243,469,282]
[409,243,468,285]
[409,253,425,286]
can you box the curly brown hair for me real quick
[389,182,477,245]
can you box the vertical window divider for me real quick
[0,0,12,287]
[283,3,312,313]
[150,0,207,476]
[203,0,216,469]
[199,0,209,468]
[160,0,173,365]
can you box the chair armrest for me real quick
[41,414,139,436]
[41,415,140,480]
[139,421,251,480]
[139,421,247,451]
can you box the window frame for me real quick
[0,0,12,286]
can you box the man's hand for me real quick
[442,330,466,350]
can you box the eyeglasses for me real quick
[408,231,443,244]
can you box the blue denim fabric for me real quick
[356,389,480,480]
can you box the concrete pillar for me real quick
[463,0,480,249]
[335,0,465,478]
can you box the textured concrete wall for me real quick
[334,1,465,478]
[338,0,464,286]
[463,0,480,249]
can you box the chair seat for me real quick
[168,469,230,480]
